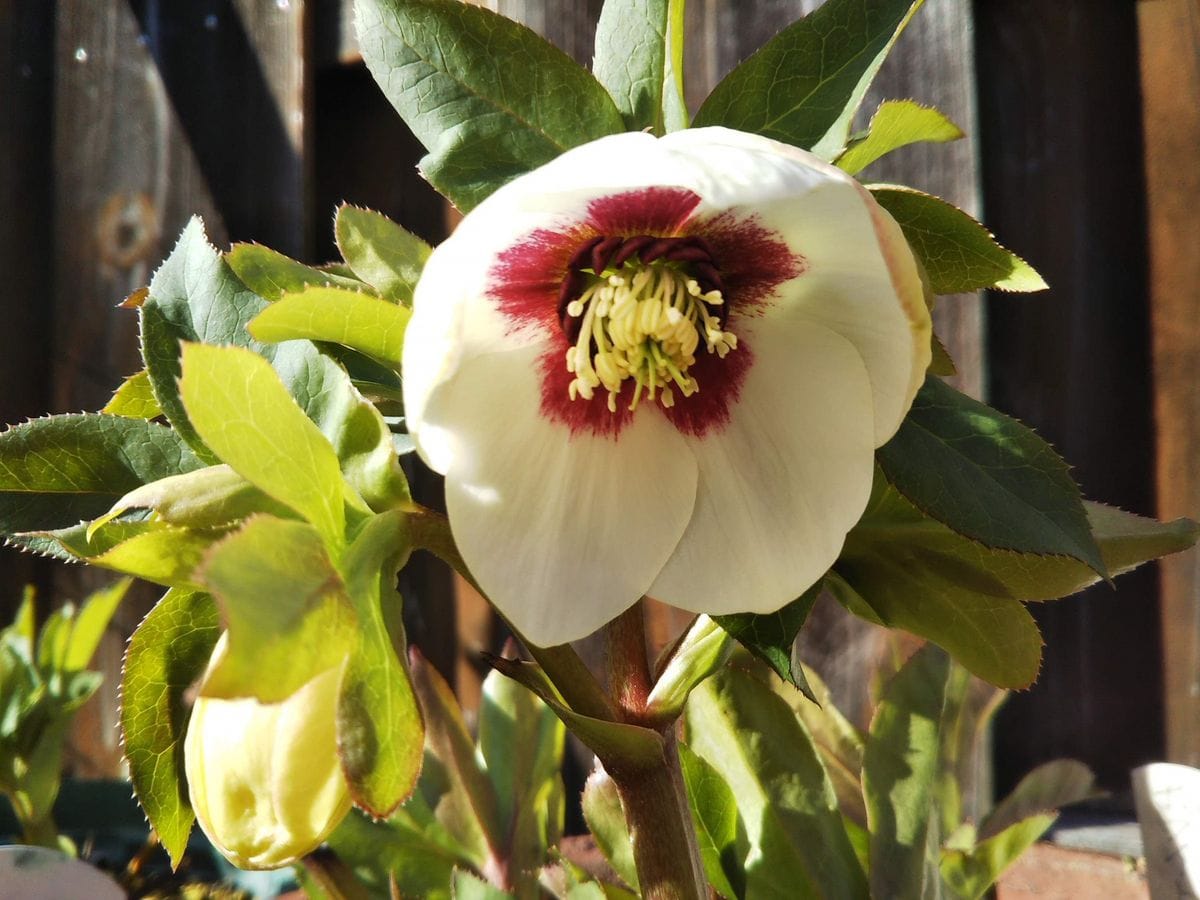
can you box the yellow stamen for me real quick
[565,258,737,412]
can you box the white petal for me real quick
[658,127,931,444]
[649,319,876,615]
[423,343,698,647]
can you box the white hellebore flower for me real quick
[184,635,351,869]
[404,127,931,647]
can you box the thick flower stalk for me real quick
[405,127,931,646]
[184,636,351,869]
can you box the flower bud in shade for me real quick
[184,635,351,870]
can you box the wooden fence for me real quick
[0,0,1195,802]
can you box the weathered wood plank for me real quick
[0,1,54,615]
[1139,0,1200,767]
[53,0,309,776]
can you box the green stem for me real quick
[11,793,60,850]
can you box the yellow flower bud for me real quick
[184,636,351,869]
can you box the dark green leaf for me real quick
[870,187,1047,293]
[593,0,687,132]
[120,589,221,867]
[694,0,923,159]
[862,644,949,900]
[226,242,366,302]
[335,205,431,305]
[197,517,358,702]
[835,100,962,175]
[714,582,821,698]
[355,0,625,210]
[685,667,866,898]
[878,375,1106,576]
[0,414,202,536]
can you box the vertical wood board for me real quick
[1139,0,1200,766]
[53,0,309,776]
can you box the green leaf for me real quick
[582,770,639,892]
[225,242,366,302]
[483,656,663,771]
[335,205,431,305]
[0,414,202,536]
[102,464,295,531]
[862,644,950,900]
[142,220,407,511]
[408,649,500,863]
[326,808,458,900]
[120,589,221,867]
[787,664,868,829]
[593,0,688,133]
[197,517,358,702]
[249,287,411,368]
[940,814,1056,900]
[645,615,733,720]
[62,579,130,672]
[878,375,1106,576]
[337,510,424,818]
[355,0,625,210]
[678,742,743,900]
[179,342,349,548]
[478,666,565,884]
[684,666,867,898]
[869,186,1047,293]
[452,870,514,900]
[846,475,1197,618]
[835,100,963,175]
[929,333,957,377]
[714,582,822,698]
[979,759,1096,841]
[102,369,163,419]
[693,0,923,159]
[832,545,1044,689]
[82,522,217,589]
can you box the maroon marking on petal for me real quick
[491,225,594,332]
[661,333,754,437]
[689,210,805,316]
[586,187,702,236]
[537,333,635,439]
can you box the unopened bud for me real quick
[184,636,351,869]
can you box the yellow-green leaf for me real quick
[102,370,163,419]
[198,516,359,702]
[334,205,430,305]
[249,287,411,368]
[836,100,963,175]
[178,343,348,548]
